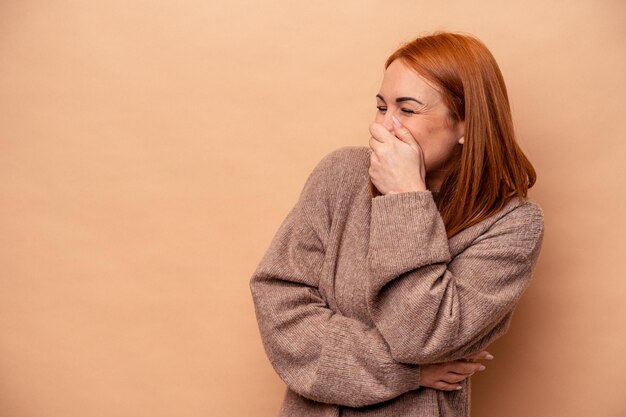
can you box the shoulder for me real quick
[485,197,545,261]
[501,197,544,234]
[302,145,370,192]
[310,145,370,177]
[298,145,370,220]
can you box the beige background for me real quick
[1,1,625,416]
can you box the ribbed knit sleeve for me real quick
[366,190,545,364]
[249,152,422,408]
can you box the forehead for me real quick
[379,59,442,101]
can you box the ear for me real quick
[456,119,465,145]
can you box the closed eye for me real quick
[376,106,418,114]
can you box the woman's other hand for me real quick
[419,350,494,391]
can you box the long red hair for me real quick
[370,31,537,239]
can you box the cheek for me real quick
[425,122,445,136]
[405,120,437,140]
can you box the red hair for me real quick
[370,31,537,238]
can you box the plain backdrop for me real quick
[1,1,625,416]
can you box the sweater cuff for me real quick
[369,191,451,277]
[317,317,422,400]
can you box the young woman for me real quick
[250,31,545,417]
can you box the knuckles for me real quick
[451,374,466,383]
[396,126,409,135]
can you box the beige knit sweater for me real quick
[249,145,545,416]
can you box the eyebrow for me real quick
[376,94,424,105]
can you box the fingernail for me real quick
[456,386,462,390]
[485,354,494,360]
[391,115,401,128]
[479,365,486,371]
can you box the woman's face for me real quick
[374,59,464,188]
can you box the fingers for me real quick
[460,351,491,362]
[423,353,492,392]
[391,123,418,148]
[463,350,495,361]
[431,380,465,391]
[442,372,471,384]
[438,360,486,388]
[368,135,382,152]
[369,122,393,143]
[368,123,387,156]
[445,360,486,377]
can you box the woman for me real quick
[249,31,545,417]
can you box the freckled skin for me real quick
[374,59,464,191]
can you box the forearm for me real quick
[250,275,422,407]
[366,190,544,364]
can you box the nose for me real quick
[380,109,396,131]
